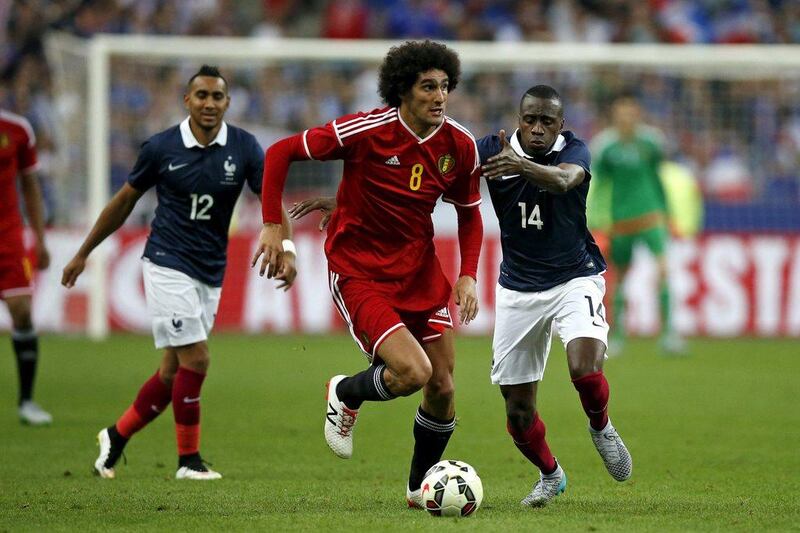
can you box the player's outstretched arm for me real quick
[482,130,584,193]
[19,170,50,270]
[62,183,144,288]
[288,196,336,231]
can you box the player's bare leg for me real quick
[406,329,457,508]
[568,338,632,481]
[419,329,456,419]
[378,328,434,396]
[173,341,220,480]
[502,382,566,507]
[6,295,51,425]
[94,349,176,478]
[159,349,180,384]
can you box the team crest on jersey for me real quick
[438,154,455,175]
[0,133,8,148]
[223,156,236,180]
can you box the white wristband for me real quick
[281,239,297,256]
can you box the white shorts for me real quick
[142,260,221,349]
[490,275,609,386]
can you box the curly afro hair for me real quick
[378,40,461,108]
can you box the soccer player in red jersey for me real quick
[252,40,483,507]
[0,108,52,426]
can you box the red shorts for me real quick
[0,252,33,299]
[328,260,453,361]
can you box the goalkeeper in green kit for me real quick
[590,92,686,355]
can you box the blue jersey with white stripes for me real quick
[477,129,605,292]
[127,119,263,286]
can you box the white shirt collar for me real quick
[509,129,566,159]
[179,117,228,148]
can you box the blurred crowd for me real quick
[4,0,799,43]
[2,0,800,228]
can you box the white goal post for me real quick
[45,34,800,339]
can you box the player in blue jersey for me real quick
[289,85,633,507]
[61,65,297,481]
[479,85,631,507]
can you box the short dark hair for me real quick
[187,65,228,91]
[378,40,461,108]
[521,85,563,115]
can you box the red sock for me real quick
[172,366,206,456]
[116,370,172,438]
[506,413,556,474]
[572,370,610,431]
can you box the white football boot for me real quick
[175,464,222,480]
[324,375,359,459]
[521,461,567,507]
[590,420,633,481]
[94,428,122,479]
[18,401,52,426]
[406,485,423,509]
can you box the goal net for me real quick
[42,35,800,338]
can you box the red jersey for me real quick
[302,107,481,280]
[0,110,38,256]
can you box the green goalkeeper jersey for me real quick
[591,126,668,222]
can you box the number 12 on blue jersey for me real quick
[190,193,214,220]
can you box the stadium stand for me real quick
[3,1,800,230]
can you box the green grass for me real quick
[1,334,798,532]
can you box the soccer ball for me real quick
[420,460,483,517]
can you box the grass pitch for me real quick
[1,334,798,531]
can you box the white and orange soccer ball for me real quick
[420,460,483,517]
